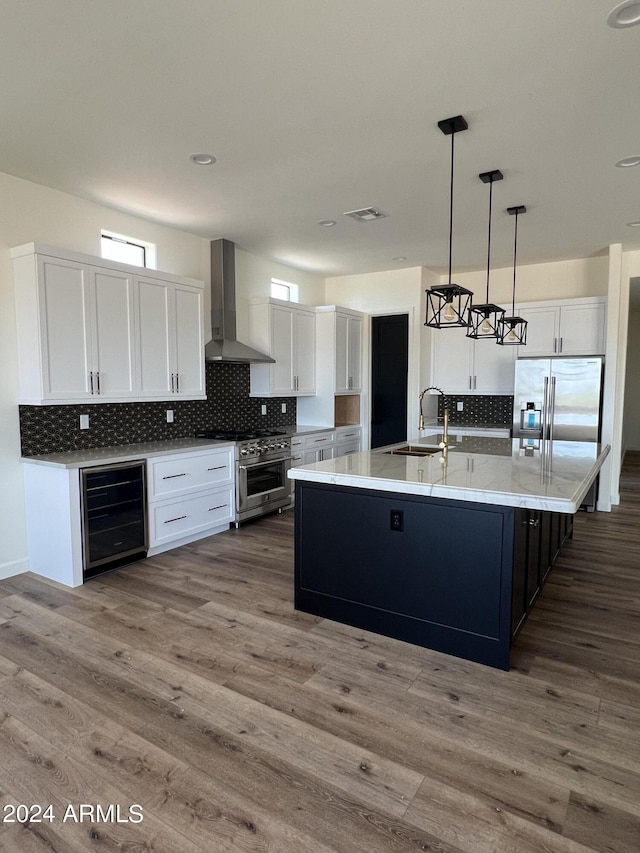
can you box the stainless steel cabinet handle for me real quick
[208,503,228,512]
[170,373,174,392]
[96,371,101,394]
[89,371,94,394]
[529,516,540,527]
[164,515,187,524]
[473,375,477,390]
[469,375,472,390]
[162,472,187,479]
[553,337,558,353]
[559,337,563,354]
[207,465,226,471]
[176,372,180,393]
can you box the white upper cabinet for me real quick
[517,298,606,357]
[430,326,515,395]
[248,299,316,397]
[136,277,205,399]
[334,310,362,393]
[12,243,205,404]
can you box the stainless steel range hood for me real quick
[204,238,275,363]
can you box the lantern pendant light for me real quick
[425,115,474,329]
[467,169,505,340]
[497,205,528,346]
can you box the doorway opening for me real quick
[370,314,409,449]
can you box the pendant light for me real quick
[425,115,474,329]
[497,205,528,346]
[467,169,505,339]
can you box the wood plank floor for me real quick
[0,455,639,852]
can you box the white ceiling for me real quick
[1,0,639,278]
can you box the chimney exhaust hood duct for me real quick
[204,238,275,363]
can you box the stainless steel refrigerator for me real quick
[512,357,604,443]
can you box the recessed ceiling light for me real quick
[392,256,406,262]
[627,220,640,227]
[616,155,640,167]
[607,0,640,27]
[189,153,216,165]
[317,219,336,227]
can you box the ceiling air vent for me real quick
[343,207,388,222]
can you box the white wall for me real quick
[234,247,325,343]
[623,310,640,452]
[449,255,609,304]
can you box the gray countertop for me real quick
[21,438,234,469]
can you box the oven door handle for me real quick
[238,456,294,469]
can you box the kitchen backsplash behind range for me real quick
[19,363,297,456]
[436,395,513,426]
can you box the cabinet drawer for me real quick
[304,432,335,448]
[148,449,233,499]
[149,486,234,547]
[336,439,360,457]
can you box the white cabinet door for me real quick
[136,278,205,400]
[335,313,362,392]
[518,301,605,357]
[347,315,362,392]
[472,338,515,394]
[249,300,316,397]
[37,256,93,401]
[136,277,172,397]
[335,313,349,393]
[431,327,473,394]
[173,284,205,397]
[91,267,136,398]
[557,302,606,355]
[432,326,515,394]
[293,308,316,394]
[517,306,561,357]
[270,304,295,394]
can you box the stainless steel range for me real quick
[195,428,293,525]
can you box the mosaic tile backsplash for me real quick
[19,363,297,456]
[437,395,513,427]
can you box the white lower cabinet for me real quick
[335,426,362,456]
[292,427,362,467]
[147,446,234,554]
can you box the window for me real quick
[271,278,299,302]
[101,231,155,268]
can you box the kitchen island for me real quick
[289,434,609,670]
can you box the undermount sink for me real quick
[384,445,442,457]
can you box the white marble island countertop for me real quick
[288,433,610,513]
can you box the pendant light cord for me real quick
[486,176,493,304]
[448,129,455,286]
[511,209,519,315]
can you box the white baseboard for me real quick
[0,558,28,581]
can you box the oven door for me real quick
[237,456,292,514]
